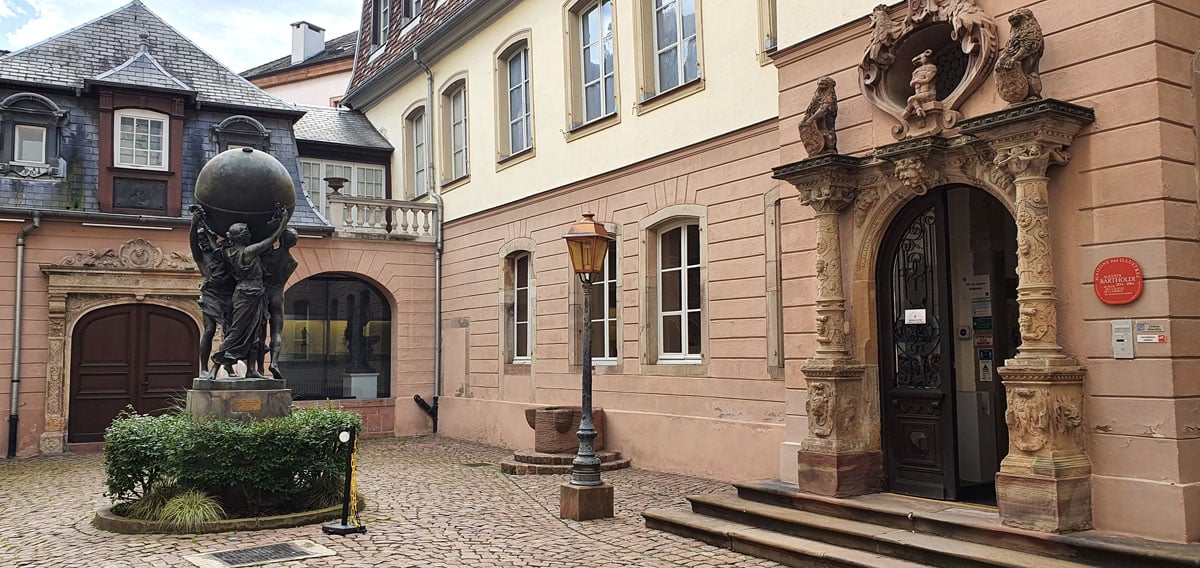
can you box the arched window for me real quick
[281,275,391,400]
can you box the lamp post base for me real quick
[321,522,366,535]
[560,482,614,521]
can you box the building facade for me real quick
[343,0,1199,545]
[242,22,357,108]
[0,1,438,459]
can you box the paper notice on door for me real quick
[971,300,992,317]
[904,309,927,324]
[965,275,991,300]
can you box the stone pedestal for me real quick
[187,377,292,422]
[343,373,379,399]
[797,450,883,497]
[560,482,614,521]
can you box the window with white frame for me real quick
[403,0,421,19]
[13,124,46,165]
[114,109,168,170]
[445,82,469,180]
[299,159,385,217]
[658,222,701,360]
[589,245,619,362]
[579,0,616,123]
[407,107,427,197]
[372,0,391,47]
[511,252,532,362]
[505,47,532,155]
[652,0,698,94]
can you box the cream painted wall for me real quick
[263,70,352,107]
[364,0,780,221]
[775,0,879,52]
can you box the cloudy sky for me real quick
[0,0,361,72]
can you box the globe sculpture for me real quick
[195,147,296,238]
[188,147,299,410]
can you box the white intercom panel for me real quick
[1111,319,1134,359]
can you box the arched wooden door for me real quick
[68,304,198,443]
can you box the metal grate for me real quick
[185,540,335,568]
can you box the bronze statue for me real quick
[994,8,1044,104]
[903,49,938,119]
[191,147,297,382]
[190,207,235,379]
[209,206,290,378]
[798,77,838,157]
[260,228,299,380]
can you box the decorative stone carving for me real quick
[853,187,880,227]
[58,238,196,271]
[903,50,939,120]
[807,382,834,437]
[799,77,839,157]
[859,0,998,139]
[1005,388,1048,452]
[994,8,1044,104]
[892,156,941,197]
[996,142,1068,176]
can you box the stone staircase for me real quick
[643,479,1200,568]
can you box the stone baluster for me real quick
[961,100,1095,533]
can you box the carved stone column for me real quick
[774,156,877,496]
[961,100,1096,533]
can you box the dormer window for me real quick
[114,109,168,170]
[404,0,422,19]
[0,91,67,176]
[372,0,391,47]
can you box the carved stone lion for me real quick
[994,8,1044,104]
[798,77,838,157]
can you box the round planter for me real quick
[92,495,367,534]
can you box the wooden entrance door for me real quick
[878,192,958,500]
[69,304,198,443]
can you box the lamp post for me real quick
[560,212,614,520]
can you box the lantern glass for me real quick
[563,213,613,275]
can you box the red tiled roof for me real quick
[348,0,472,93]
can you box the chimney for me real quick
[291,21,326,64]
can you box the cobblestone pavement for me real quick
[0,436,783,568]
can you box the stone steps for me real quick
[499,449,631,475]
[645,507,929,568]
[645,481,1200,568]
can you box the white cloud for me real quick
[0,0,361,71]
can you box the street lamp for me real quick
[560,212,614,520]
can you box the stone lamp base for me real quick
[560,482,614,521]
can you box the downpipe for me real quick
[413,49,443,433]
[7,212,40,458]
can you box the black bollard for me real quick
[322,427,366,535]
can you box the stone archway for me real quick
[774,100,1096,533]
[40,238,201,454]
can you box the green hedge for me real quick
[103,406,362,517]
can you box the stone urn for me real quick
[524,406,606,454]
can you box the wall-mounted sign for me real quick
[973,333,994,347]
[1094,257,1143,305]
[978,360,993,382]
[1136,334,1167,343]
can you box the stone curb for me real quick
[92,495,368,535]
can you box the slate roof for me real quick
[242,30,358,80]
[91,44,194,93]
[0,0,298,114]
[294,104,392,150]
[347,0,472,93]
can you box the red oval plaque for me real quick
[1093,257,1143,305]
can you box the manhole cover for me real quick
[184,540,335,568]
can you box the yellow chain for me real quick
[348,433,360,526]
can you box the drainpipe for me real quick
[412,49,443,433]
[7,212,40,459]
